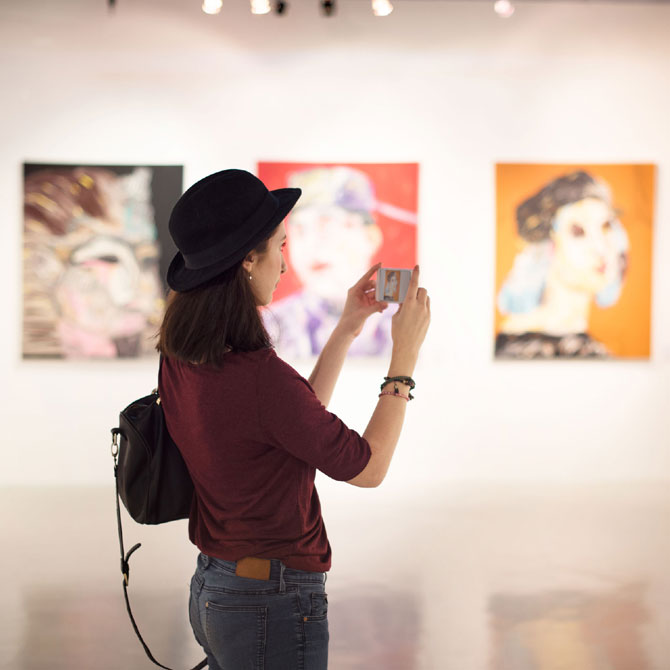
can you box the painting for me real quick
[258,162,419,358]
[23,163,182,359]
[495,164,654,359]
[383,270,401,302]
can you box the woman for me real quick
[156,169,430,669]
[496,170,629,358]
[383,271,400,301]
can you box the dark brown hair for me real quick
[516,171,612,243]
[157,237,272,366]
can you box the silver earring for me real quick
[248,274,253,280]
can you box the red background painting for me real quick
[258,162,418,302]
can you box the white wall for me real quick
[0,0,668,487]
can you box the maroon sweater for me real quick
[159,348,371,572]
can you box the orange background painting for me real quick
[495,164,655,358]
[258,162,418,303]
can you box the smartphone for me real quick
[375,267,412,303]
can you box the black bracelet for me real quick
[382,376,415,390]
[380,376,415,400]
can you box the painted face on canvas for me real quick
[246,221,287,307]
[23,167,165,358]
[551,197,621,295]
[384,272,398,299]
[55,236,163,357]
[287,205,382,302]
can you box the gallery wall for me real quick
[0,0,668,488]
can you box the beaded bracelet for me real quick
[379,391,410,402]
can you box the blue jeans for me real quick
[189,553,329,670]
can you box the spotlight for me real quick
[372,0,393,17]
[251,0,271,14]
[202,0,222,14]
[275,1,287,14]
[321,0,335,17]
[493,0,515,18]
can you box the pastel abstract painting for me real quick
[23,163,182,359]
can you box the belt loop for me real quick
[200,553,210,569]
[279,562,286,594]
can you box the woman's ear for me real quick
[242,252,255,274]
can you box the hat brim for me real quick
[166,187,300,292]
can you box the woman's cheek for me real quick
[560,236,589,271]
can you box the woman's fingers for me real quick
[405,265,420,299]
[355,262,382,288]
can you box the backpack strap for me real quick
[111,383,207,670]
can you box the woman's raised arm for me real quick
[348,266,430,487]
[308,263,387,407]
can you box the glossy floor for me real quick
[1,483,669,669]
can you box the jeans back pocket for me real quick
[205,601,268,670]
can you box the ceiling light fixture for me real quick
[202,0,222,14]
[321,0,336,17]
[493,0,515,18]
[251,0,271,14]
[372,0,393,17]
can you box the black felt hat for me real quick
[166,169,301,292]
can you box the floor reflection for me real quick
[0,484,668,669]
[329,586,421,669]
[489,584,649,669]
[18,589,196,670]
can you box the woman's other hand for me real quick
[390,265,430,373]
[337,263,388,338]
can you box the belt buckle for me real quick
[235,557,271,580]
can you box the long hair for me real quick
[157,237,271,366]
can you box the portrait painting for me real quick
[23,163,182,359]
[258,162,419,358]
[495,164,654,360]
[383,270,401,302]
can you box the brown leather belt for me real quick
[235,557,272,580]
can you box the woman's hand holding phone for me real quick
[389,265,430,375]
[337,262,389,338]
